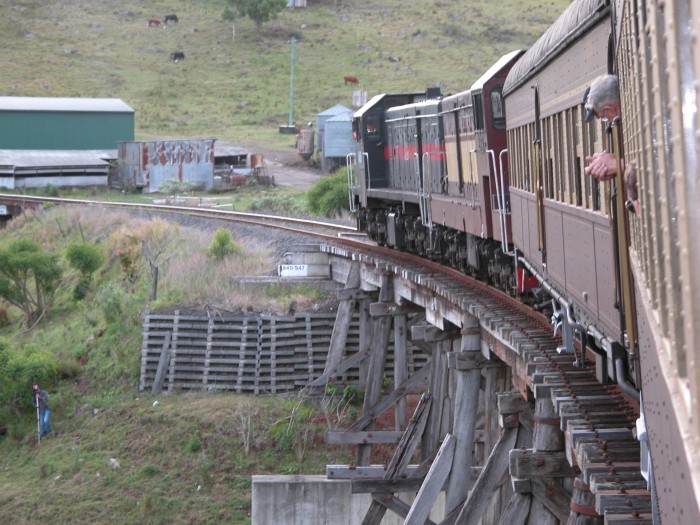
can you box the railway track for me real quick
[2,193,648,521]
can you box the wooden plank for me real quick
[603,511,654,524]
[370,494,438,525]
[509,449,576,478]
[326,465,421,479]
[595,490,652,515]
[369,301,423,316]
[326,431,403,445]
[394,314,408,431]
[309,347,370,387]
[360,392,432,525]
[447,351,503,370]
[358,272,393,465]
[404,434,456,525]
[444,426,519,525]
[337,288,375,301]
[530,478,571,522]
[348,362,431,431]
[496,493,531,525]
[445,332,483,513]
[152,331,172,394]
[167,310,180,393]
[351,478,424,494]
[324,262,360,375]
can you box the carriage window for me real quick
[490,87,505,129]
[473,94,484,130]
[365,114,381,141]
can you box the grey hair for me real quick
[585,74,619,114]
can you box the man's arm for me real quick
[585,151,620,181]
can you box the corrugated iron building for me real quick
[316,104,353,173]
[324,111,353,157]
[316,104,351,156]
[117,139,215,193]
[0,150,113,189]
[0,97,134,150]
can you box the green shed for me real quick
[0,96,134,150]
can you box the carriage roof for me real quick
[503,0,610,95]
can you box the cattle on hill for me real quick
[164,14,179,24]
[171,51,185,62]
[147,19,161,28]
[344,75,360,85]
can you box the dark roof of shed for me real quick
[503,0,610,94]
[0,97,134,113]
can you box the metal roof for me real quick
[0,97,134,113]
[326,110,353,122]
[471,49,524,91]
[0,149,115,169]
[503,0,610,94]
[318,103,351,117]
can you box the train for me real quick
[347,0,700,522]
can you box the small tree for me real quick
[66,242,104,300]
[66,242,103,277]
[208,228,242,260]
[0,240,62,328]
[228,0,287,36]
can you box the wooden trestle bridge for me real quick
[312,244,650,525]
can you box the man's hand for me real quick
[585,151,618,181]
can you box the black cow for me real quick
[164,14,178,24]
[171,51,185,62]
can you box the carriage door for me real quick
[533,87,547,263]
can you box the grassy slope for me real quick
[0,0,570,523]
[0,0,568,150]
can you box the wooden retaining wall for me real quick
[140,310,426,394]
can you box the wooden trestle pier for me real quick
[317,245,652,525]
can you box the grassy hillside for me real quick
[0,0,569,150]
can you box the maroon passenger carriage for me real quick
[350,51,530,292]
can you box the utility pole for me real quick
[288,36,295,128]
[279,36,297,134]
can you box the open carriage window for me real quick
[490,86,506,129]
[365,114,381,141]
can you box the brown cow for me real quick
[344,75,360,85]
[147,19,161,27]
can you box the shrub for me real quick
[97,284,127,323]
[207,228,242,260]
[307,170,349,217]
[66,242,104,278]
[73,276,92,301]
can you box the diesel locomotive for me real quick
[348,0,700,522]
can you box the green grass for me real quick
[0,0,569,147]
[0,394,353,525]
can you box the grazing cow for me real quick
[147,19,161,27]
[171,51,185,62]
[164,14,179,24]
[344,75,360,85]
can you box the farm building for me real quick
[316,104,353,173]
[116,139,216,193]
[0,96,134,150]
[0,150,114,189]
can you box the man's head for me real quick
[584,74,620,122]
[32,384,39,393]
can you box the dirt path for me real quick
[222,141,324,191]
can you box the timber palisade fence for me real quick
[140,310,427,394]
